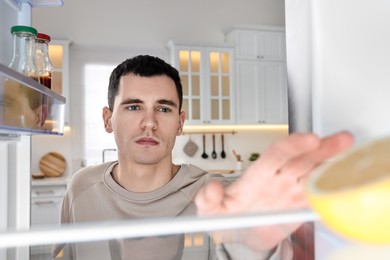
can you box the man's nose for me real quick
[140,110,157,130]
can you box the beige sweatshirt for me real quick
[54,162,291,260]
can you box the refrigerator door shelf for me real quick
[12,0,63,7]
[0,63,66,135]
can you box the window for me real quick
[84,64,117,165]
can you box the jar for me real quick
[9,25,40,82]
[35,33,54,89]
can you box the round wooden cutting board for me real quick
[39,152,66,177]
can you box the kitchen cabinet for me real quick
[224,25,288,124]
[167,41,235,125]
[30,183,66,256]
[235,60,288,124]
[31,184,66,226]
[225,25,286,61]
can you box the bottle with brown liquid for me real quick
[9,25,40,82]
[35,33,54,89]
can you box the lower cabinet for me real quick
[30,184,66,257]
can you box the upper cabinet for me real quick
[226,27,286,61]
[167,41,235,125]
[225,25,288,125]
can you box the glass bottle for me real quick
[9,25,40,82]
[35,33,54,89]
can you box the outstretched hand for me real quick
[195,131,354,251]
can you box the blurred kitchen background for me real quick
[30,0,288,179]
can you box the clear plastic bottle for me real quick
[35,33,54,89]
[9,25,40,83]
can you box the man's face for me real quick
[103,74,185,165]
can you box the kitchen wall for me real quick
[173,129,288,171]
[31,0,287,177]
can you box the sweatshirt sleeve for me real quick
[215,239,293,260]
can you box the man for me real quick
[55,55,354,259]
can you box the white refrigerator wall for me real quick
[0,2,32,259]
[311,0,390,142]
[286,0,390,258]
[0,1,32,65]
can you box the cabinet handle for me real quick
[34,201,55,205]
[35,190,55,195]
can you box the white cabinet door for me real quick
[235,61,261,124]
[227,29,286,61]
[31,184,66,226]
[235,60,288,124]
[167,41,235,125]
[30,184,66,256]
[260,61,288,124]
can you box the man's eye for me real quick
[127,105,140,111]
[159,107,171,113]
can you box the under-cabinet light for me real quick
[183,124,288,134]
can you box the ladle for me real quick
[211,134,217,159]
[220,134,226,159]
[201,134,208,159]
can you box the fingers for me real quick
[316,131,355,159]
[195,180,226,216]
[246,133,321,178]
[279,131,355,180]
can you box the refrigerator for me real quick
[0,1,64,259]
[1,0,390,259]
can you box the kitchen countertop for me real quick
[31,175,70,186]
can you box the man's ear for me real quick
[102,107,113,133]
[176,111,186,136]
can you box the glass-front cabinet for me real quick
[167,41,235,125]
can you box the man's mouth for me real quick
[136,137,159,146]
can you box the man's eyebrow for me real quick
[120,98,143,106]
[157,99,178,108]
[119,98,178,108]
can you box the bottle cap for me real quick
[10,25,38,36]
[37,33,51,42]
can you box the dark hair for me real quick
[107,55,183,111]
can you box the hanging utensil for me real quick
[183,135,199,157]
[232,149,241,161]
[211,134,217,159]
[220,134,226,159]
[201,134,208,159]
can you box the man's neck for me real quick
[112,160,180,192]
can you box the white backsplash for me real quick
[173,129,289,172]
